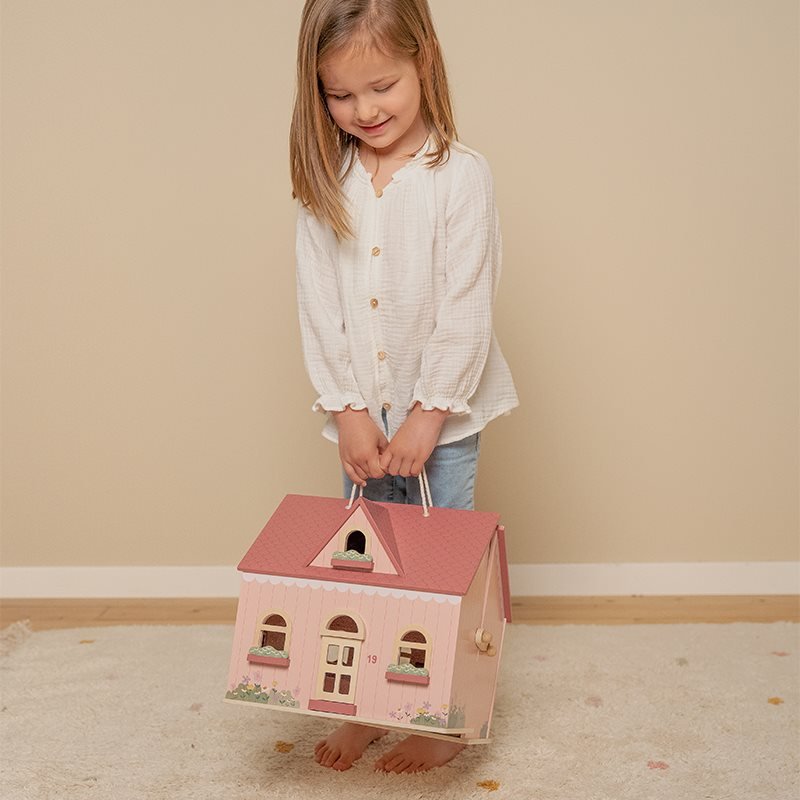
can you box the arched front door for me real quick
[307,612,365,716]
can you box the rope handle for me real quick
[418,466,432,517]
[346,465,433,516]
[345,482,363,509]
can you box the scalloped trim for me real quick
[410,396,472,415]
[311,395,368,414]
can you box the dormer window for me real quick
[331,527,374,571]
[345,529,366,554]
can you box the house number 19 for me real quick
[367,654,378,664]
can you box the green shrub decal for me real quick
[386,663,429,677]
[332,550,373,562]
[248,645,289,659]
[226,679,298,707]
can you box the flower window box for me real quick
[331,550,374,572]
[385,663,430,686]
[247,645,290,667]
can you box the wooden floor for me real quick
[1,595,798,631]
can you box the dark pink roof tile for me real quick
[356,499,403,573]
[238,494,503,598]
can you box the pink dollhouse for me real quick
[225,493,511,743]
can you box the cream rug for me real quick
[0,621,797,799]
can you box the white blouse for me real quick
[296,140,519,446]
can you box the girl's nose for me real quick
[355,99,379,124]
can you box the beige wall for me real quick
[1,0,797,569]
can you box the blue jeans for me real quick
[342,410,480,511]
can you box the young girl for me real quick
[290,0,518,774]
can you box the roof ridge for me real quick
[356,497,403,574]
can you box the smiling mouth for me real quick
[359,118,392,133]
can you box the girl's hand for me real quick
[334,407,389,487]
[379,404,449,477]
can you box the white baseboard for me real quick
[508,562,800,596]
[1,562,798,599]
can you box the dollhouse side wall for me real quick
[226,574,462,731]
[447,533,507,739]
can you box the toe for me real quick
[332,755,353,771]
[322,748,340,768]
[379,753,406,773]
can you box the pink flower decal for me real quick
[647,761,669,770]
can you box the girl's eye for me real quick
[328,93,350,101]
[375,83,395,94]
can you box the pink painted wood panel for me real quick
[227,574,463,731]
[385,672,430,685]
[447,534,507,738]
[247,654,290,667]
[331,558,374,571]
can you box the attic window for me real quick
[247,612,291,667]
[385,629,431,685]
[345,530,366,554]
[331,529,374,571]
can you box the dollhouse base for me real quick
[223,697,493,745]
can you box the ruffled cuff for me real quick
[311,393,368,414]
[409,391,472,416]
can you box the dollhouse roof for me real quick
[238,494,508,601]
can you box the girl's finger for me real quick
[387,455,403,477]
[353,464,369,483]
[398,457,414,478]
[366,455,385,479]
[344,462,367,487]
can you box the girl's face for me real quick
[320,45,427,154]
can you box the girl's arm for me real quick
[380,154,497,476]
[296,206,385,485]
[296,205,366,414]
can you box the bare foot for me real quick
[374,734,466,773]
[314,722,388,771]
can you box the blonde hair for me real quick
[290,0,457,240]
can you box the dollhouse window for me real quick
[259,614,289,651]
[327,615,360,635]
[345,530,366,554]
[247,613,291,666]
[331,530,374,571]
[385,629,431,685]
[398,630,429,669]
